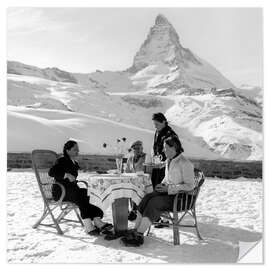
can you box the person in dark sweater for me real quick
[49,140,113,236]
[151,112,178,188]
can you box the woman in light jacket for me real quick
[120,136,195,247]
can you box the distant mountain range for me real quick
[7,14,262,160]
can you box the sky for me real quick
[7,7,263,87]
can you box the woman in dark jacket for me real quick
[49,140,113,236]
[151,112,178,187]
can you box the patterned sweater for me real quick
[161,154,195,195]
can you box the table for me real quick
[83,173,152,235]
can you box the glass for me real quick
[153,155,162,164]
[145,153,151,164]
[122,162,127,173]
[115,157,122,173]
[150,148,155,164]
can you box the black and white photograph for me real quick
[5,5,264,264]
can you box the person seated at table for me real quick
[48,140,113,236]
[120,136,195,247]
[125,140,146,173]
[125,140,146,221]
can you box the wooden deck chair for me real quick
[147,168,205,245]
[31,149,88,235]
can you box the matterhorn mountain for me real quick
[130,14,203,71]
[126,14,235,93]
[7,14,262,160]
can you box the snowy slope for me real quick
[7,74,221,159]
[7,74,170,129]
[7,106,152,154]
[237,84,263,106]
[7,105,221,160]
[7,61,78,83]
[7,71,262,160]
[165,94,262,160]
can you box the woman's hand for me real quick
[155,183,168,193]
[64,173,76,182]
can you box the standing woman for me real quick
[49,140,113,236]
[151,113,178,188]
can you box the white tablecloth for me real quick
[83,173,152,210]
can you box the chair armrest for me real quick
[175,190,195,195]
[53,182,66,206]
[77,180,89,188]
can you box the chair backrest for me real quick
[32,150,58,201]
[194,168,205,188]
[189,168,205,208]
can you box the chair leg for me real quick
[32,205,49,228]
[56,208,70,223]
[74,207,84,226]
[173,211,180,245]
[172,223,180,245]
[129,198,133,210]
[146,226,151,236]
[46,203,64,235]
[33,202,63,234]
[192,209,203,240]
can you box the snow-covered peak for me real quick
[127,15,235,90]
[128,14,191,72]
[155,14,171,25]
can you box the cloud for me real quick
[7,8,69,37]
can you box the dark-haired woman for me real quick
[151,112,178,188]
[121,136,195,247]
[49,140,113,236]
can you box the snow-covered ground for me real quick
[7,171,262,263]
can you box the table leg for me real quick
[104,198,129,241]
[112,197,129,233]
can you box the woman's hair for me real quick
[164,136,184,155]
[63,140,77,158]
[152,112,168,125]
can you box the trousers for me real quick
[52,182,103,220]
[137,191,195,222]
